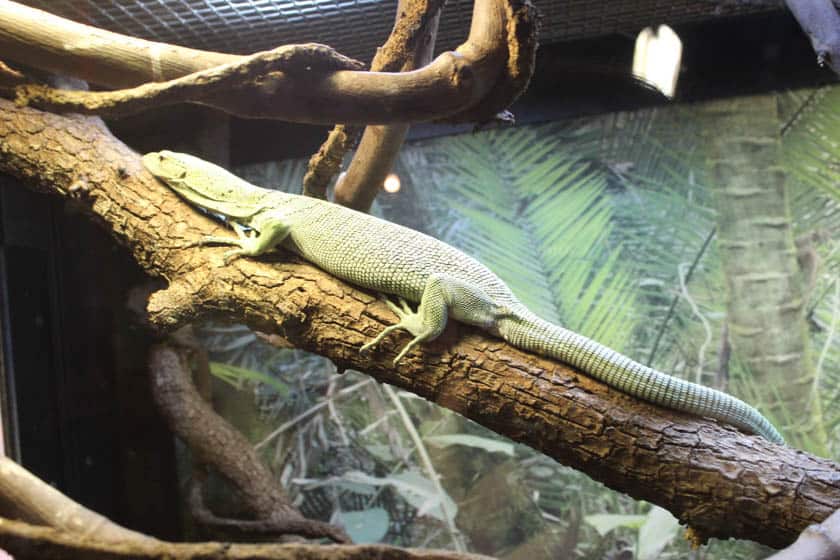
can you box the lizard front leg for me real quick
[192,214,291,263]
[361,273,504,364]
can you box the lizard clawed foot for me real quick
[180,234,255,264]
[360,297,431,365]
[181,234,240,250]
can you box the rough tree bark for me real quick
[1,98,839,550]
[1,0,538,126]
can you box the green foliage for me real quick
[424,434,514,456]
[333,507,390,543]
[779,87,840,449]
[209,361,290,398]
[399,125,640,349]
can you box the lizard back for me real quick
[279,194,520,310]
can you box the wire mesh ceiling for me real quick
[21,1,770,62]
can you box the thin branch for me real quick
[255,379,373,450]
[677,261,713,385]
[303,125,357,199]
[382,384,467,551]
[812,278,839,401]
[646,227,716,367]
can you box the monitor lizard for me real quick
[142,150,785,444]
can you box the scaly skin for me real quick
[142,150,785,444]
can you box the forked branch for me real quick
[1,0,538,125]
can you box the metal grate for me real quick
[20,0,771,61]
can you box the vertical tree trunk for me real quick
[702,94,824,452]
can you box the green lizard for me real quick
[142,150,785,444]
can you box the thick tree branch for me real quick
[1,0,538,126]
[13,44,365,117]
[0,517,489,560]
[1,99,839,550]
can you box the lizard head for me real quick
[141,150,189,182]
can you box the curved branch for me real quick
[14,43,365,117]
[2,100,839,549]
[2,0,538,126]
[785,0,840,74]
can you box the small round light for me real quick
[383,173,401,193]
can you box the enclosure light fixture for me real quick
[632,24,682,98]
[383,173,401,193]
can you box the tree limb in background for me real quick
[2,98,840,550]
[303,0,444,201]
[0,517,490,560]
[0,0,538,126]
[302,125,357,199]
[330,0,443,209]
[149,344,350,543]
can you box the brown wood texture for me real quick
[333,0,442,210]
[1,99,839,549]
[1,0,538,126]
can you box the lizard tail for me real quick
[497,312,784,444]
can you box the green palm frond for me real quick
[398,125,642,349]
[781,87,840,203]
[596,129,721,379]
